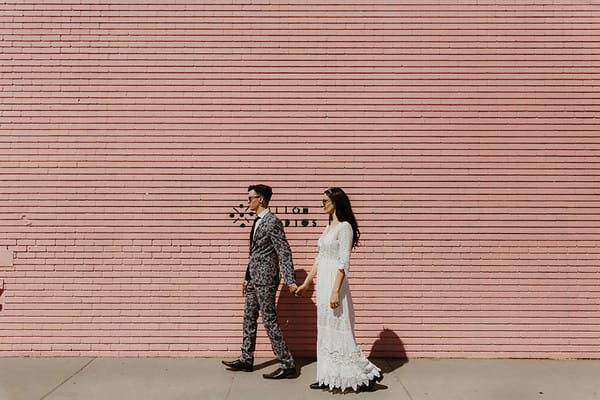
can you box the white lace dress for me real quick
[315,221,381,391]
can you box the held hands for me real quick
[293,282,309,297]
[292,281,340,309]
[288,283,298,294]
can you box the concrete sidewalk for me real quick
[0,357,599,400]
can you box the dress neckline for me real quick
[322,221,344,236]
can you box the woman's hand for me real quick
[330,291,340,309]
[294,282,309,297]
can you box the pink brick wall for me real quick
[1,1,600,359]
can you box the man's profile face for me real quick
[247,190,262,212]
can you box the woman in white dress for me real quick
[295,187,383,392]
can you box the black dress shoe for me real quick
[221,359,253,372]
[309,382,328,389]
[364,372,384,391]
[262,367,297,379]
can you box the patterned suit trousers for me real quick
[240,281,295,369]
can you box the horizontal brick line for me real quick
[7,225,600,231]
[7,296,595,303]
[4,177,600,182]
[3,128,600,133]
[9,235,600,241]
[1,13,596,19]
[3,107,600,113]
[6,29,600,35]
[0,2,592,6]
[3,148,600,154]
[4,130,600,137]
[2,13,596,18]
[6,25,600,32]
[5,152,599,158]
[2,5,595,10]
[14,255,600,261]
[4,17,600,23]
[0,321,598,328]
[3,183,600,188]
[4,136,600,143]
[17,38,600,45]
[5,38,600,44]
[12,276,600,282]
[4,188,599,194]
[5,61,600,66]
[7,307,598,314]
[5,51,600,57]
[4,43,599,48]
[0,115,587,123]
[8,297,598,304]
[3,116,600,122]
[5,76,600,80]
[32,262,584,268]
[4,137,600,144]
[5,107,599,112]
[6,211,600,217]
[6,68,600,72]
[4,93,600,99]
[14,280,600,286]
[4,99,599,109]
[3,151,600,157]
[7,35,600,40]
[4,85,600,91]
[4,95,600,101]
[7,216,600,222]
[5,85,600,91]
[5,229,600,234]
[4,166,600,171]
[3,3,587,7]
[5,51,600,56]
[3,193,600,199]
[13,270,600,277]
[4,183,598,188]
[1,7,596,14]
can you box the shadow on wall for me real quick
[276,269,317,357]
[369,328,408,373]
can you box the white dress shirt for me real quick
[253,208,270,236]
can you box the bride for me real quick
[295,187,383,392]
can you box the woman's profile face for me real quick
[322,194,335,215]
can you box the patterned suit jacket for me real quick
[247,211,295,287]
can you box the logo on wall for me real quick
[229,204,255,228]
[229,205,317,228]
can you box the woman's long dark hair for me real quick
[324,187,360,249]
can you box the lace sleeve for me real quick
[338,222,353,274]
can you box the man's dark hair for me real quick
[248,184,273,205]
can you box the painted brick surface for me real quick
[1,1,599,358]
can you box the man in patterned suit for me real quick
[222,184,299,379]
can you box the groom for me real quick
[222,184,298,379]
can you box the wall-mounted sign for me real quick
[229,204,317,228]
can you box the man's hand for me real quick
[242,281,248,296]
[288,283,298,294]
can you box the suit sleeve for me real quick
[269,218,296,286]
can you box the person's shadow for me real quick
[364,328,408,391]
[275,269,317,376]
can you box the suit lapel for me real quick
[251,212,270,250]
